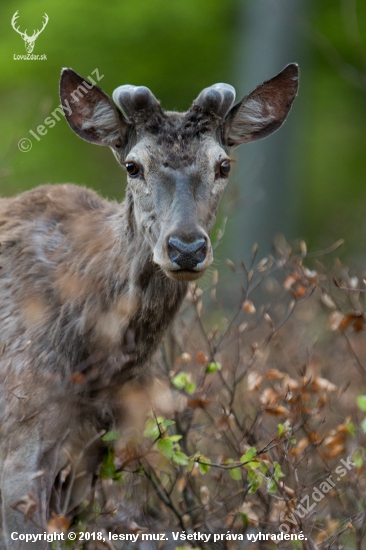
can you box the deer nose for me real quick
[167,237,207,270]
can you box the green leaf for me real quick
[240,447,257,463]
[169,435,183,442]
[357,396,366,411]
[347,422,356,436]
[172,451,189,466]
[224,458,241,479]
[143,418,160,439]
[156,438,174,459]
[239,512,249,529]
[229,467,242,480]
[205,362,222,373]
[93,501,101,515]
[161,419,175,428]
[361,418,366,433]
[198,457,211,474]
[278,423,284,436]
[268,478,277,494]
[352,450,363,468]
[100,448,116,480]
[273,461,285,481]
[172,372,187,390]
[185,458,195,473]
[102,430,120,442]
[247,468,262,493]
[247,461,261,469]
[185,380,197,394]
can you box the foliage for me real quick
[46,238,366,549]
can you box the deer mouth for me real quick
[165,268,206,282]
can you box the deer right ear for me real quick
[60,68,128,146]
[223,64,299,148]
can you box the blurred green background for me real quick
[1,0,366,266]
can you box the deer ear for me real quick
[223,64,299,147]
[60,69,128,146]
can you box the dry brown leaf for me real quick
[308,431,322,444]
[336,423,350,435]
[196,300,203,316]
[265,406,288,416]
[325,443,345,458]
[326,518,339,535]
[225,259,236,271]
[289,437,308,457]
[178,352,192,363]
[329,311,344,331]
[216,413,235,430]
[240,502,259,526]
[294,284,307,298]
[339,312,365,333]
[260,387,280,406]
[47,515,70,534]
[283,376,301,392]
[257,257,268,271]
[323,432,345,447]
[195,351,208,365]
[311,377,337,393]
[266,369,284,380]
[176,476,187,493]
[269,500,290,522]
[315,532,327,543]
[284,275,298,289]
[242,300,256,314]
[187,397,210,408]
[247,371,263,392]
[353,314,365,332]
[321,293,336,310]
[200,485,210,505]
[282,484,295,498]
[317,394,328,408]
[60,464,72,484]
[186,283,203,303]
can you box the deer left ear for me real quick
[223,64,299,148]
[60,68,128,146]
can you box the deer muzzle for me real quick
[153,230,212,282]
[167,237,207,270]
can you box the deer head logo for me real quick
[11,11,49,54]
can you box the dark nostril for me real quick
[168,237,207,269]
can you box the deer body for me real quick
[0,65,298,548]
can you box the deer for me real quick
[11,11,49,54]
[0,64,298,548]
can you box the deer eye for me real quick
[125,161,140,177]
[219,159,231,178]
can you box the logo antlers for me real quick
[11,11,49,54]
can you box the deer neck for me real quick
[63,193,188,368]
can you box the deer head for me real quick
[60,65,299,282]
[11,11,48,54]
